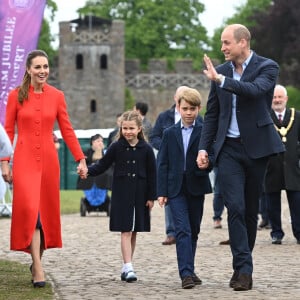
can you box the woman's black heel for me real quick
[33,281,46,288]
[29,264,33,283]
[30,264,46,287]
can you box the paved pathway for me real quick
[0,193,299,299]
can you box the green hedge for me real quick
[286,86,300,110]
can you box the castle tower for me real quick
[58,15,125,129]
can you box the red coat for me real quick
[5,84,84,252]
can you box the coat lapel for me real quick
[271,110,279,125]
[240,52,258,81]
[174,122,184,153]
[221,63,234,110]
[271,108,291,127]
[282,108,291,127]
[186,120,201,152]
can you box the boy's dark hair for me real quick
[135,102,148,116]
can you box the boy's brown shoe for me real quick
[233,273,253,291]
[182,276,195,289]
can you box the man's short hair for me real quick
[135,102,149,116]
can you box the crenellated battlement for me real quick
[126,58,196,75]
[124,59,209,89]
[52,16,210,129]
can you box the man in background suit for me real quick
[107,113,122,148]
[197,24,284,291]
[264,84,300,245]
[134,102,153,140]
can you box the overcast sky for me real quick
[49,0,246,48]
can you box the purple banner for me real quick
[0,0,46,125]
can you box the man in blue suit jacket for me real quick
[197,24,285,291]
[157,88,211,289]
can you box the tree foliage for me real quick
[209,0,300,89]
[248,0,300,88]
[78,0,209,69]
[38,0,58,65]
[209,0,272,63]
[286,86,300,110]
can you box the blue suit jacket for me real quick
[150,104,203,151]
[199,52,285,161]
[157,119,212,198]
[149,105,176,150]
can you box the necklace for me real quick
[274,108,295,142]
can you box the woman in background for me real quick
[77,134,112,208]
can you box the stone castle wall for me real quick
[49,17,210,129]
[57,18,125,129]
[124,59,210,124]
[49,62,210,127]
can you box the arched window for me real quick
[100,54,108,69]
[90,99,96,113]
[76,54,83,69]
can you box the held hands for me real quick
[1,161,12,183]
[77,159,88,179]
[196,151,209,169]
[158,196,168,207]
[146,200,154,210]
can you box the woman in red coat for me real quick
[1,50,87,287]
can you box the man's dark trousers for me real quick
[218,139,268,274]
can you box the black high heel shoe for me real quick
[30,264,46,287]
[29,264,33,283]
[33,281,46,288]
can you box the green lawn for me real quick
[60,189,84,214]
[0,190,84,300]
[0,260,53,300]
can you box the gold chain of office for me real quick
[274,108,295,142]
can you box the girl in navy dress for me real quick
[78,110,157,282]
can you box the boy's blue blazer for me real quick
[157,118,212,198]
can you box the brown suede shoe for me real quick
[233,273,253,291]
[219,239,230,245]
[229,270,239,288]
[192,273,202,285]
[182,276,195,289]
[162,236,176,245]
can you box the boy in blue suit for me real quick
[157,88,212,289]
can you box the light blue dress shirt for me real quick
[181,121,194,170]
[222,51,253,138]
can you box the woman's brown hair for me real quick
[18,50,48,104]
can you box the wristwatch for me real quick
[215,74,224,84]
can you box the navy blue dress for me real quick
[88,137,157,232]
